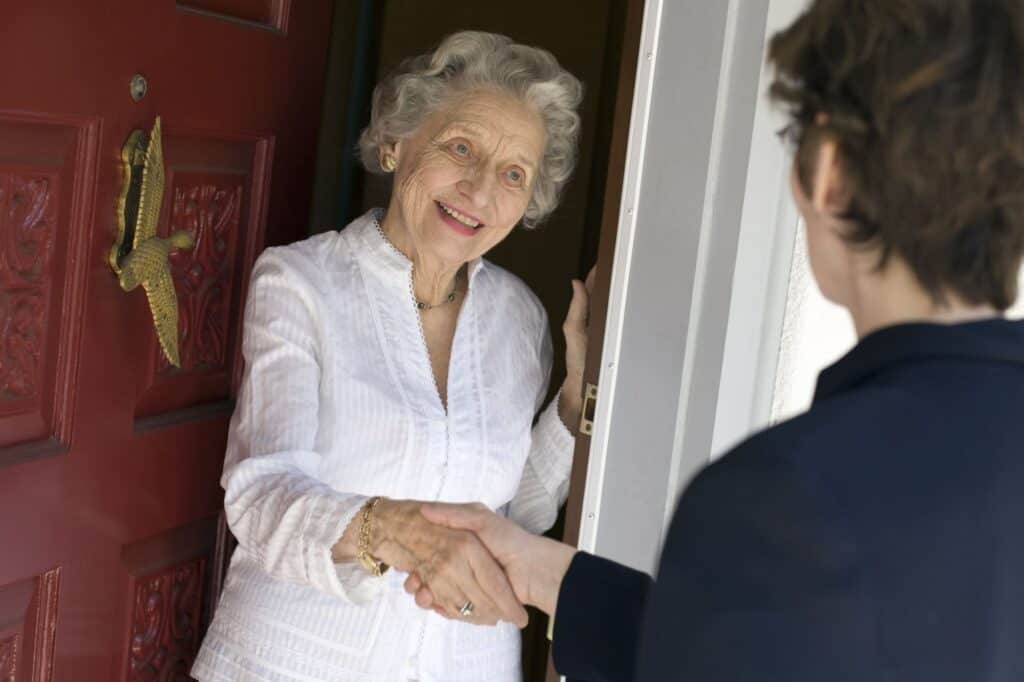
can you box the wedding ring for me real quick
[458,600,475,617]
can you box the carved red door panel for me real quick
[133,133,271,423]
[0,2,332,680]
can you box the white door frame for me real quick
[579,0,809,572]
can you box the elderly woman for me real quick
[412,2,1024,681]
[191,31,586,682]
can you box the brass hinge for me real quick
[578,382,598,436]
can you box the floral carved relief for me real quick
[128,558,205,682]
[159,177,242,375]
[0,172,57,403]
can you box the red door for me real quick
[0,2,331,679]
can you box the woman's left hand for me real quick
[558,267,595,433]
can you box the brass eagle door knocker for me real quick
[109,117,194,368]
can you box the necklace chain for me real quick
[373,216,461,312]
[415,287,458,311]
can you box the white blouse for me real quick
[192,210,575,682]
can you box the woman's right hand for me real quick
[370,499,529,628]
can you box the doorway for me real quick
[309,2,643,679]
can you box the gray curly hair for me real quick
[358,31,583,228]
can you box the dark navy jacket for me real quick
[553,319,1024,681]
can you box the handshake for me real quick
[358,500,578,628]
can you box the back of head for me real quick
[769,0,1024,310]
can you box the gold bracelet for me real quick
[356,496,390,577]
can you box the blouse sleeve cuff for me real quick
[303,492,386,604]
[531,394,576,491]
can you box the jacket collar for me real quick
[814,317,1024,403]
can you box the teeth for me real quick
[440,203,481,228]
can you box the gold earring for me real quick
[382,155,396,172]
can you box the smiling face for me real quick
[383,88,547,269]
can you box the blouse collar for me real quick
[348,208,487,287]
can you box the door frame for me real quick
[708,0,808,463]
[577,0,809,576]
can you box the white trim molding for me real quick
[578,0,805,573]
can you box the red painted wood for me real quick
[177,0,291,31]
[0,2,332,680]
[134,134,271,420]
[0,171,58,409]
[0,567,60,682]
[0,116,94,460]
[160,177,243,375]
[125,558,206,681]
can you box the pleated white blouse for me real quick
[192,210,575,682]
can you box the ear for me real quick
[810,138,847,215]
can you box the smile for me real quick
[436,201,483,229]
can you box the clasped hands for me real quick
[367,499,576,628]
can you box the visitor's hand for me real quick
[370,499,529,628]
[404,503,578,617]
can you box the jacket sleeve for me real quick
[221,250,384,605]
[552,552,654,681]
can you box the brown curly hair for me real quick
[769,0,1024,310]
